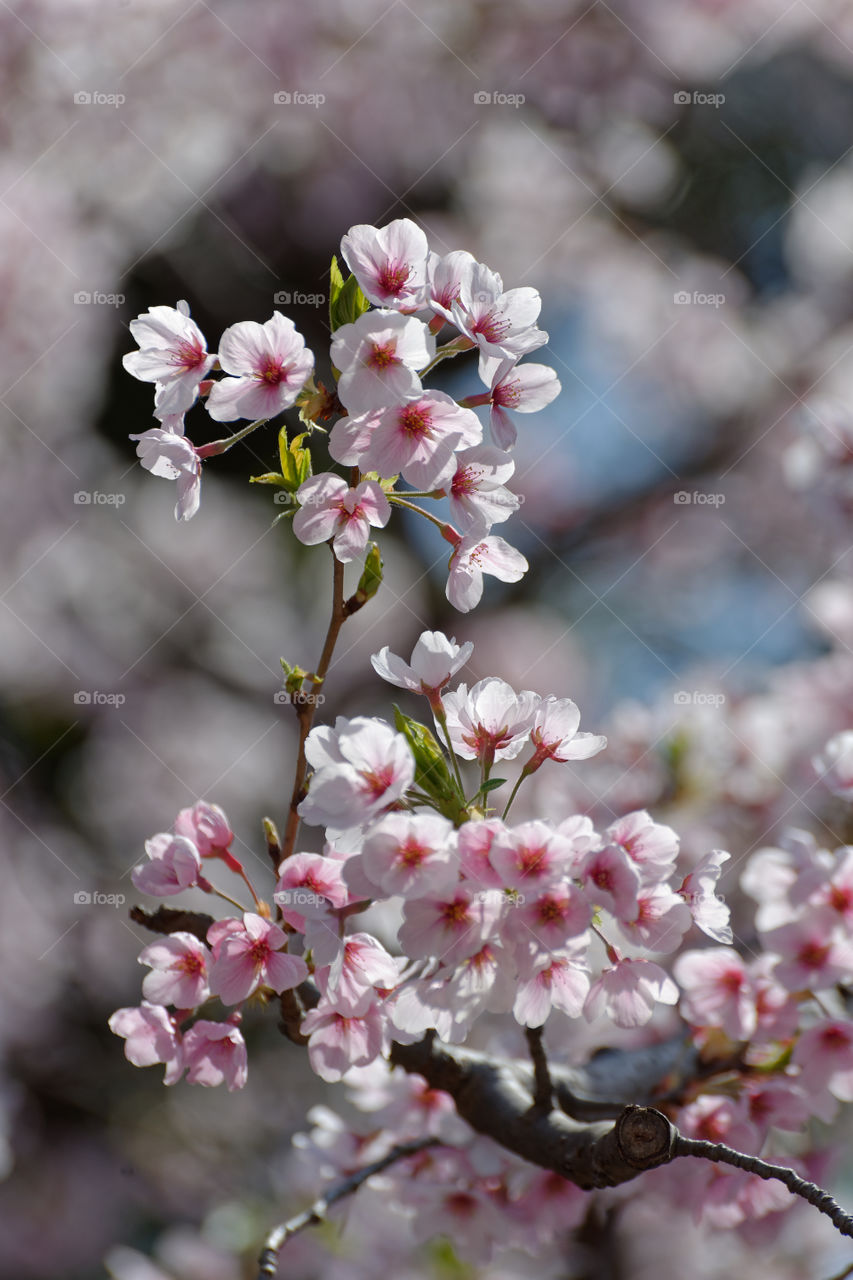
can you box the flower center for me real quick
[398,402,433,438]
[367,340,398,369]
[378,261,411,296]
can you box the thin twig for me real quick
[524,1025,553,1113]
[256,1137,440,1276]
[674,1136,853,1239]
[281,550,347,864]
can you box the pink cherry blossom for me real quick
[452,262,546,369]
[398,887,500,968]
[584,956,678,1028]
[445,532,528,612]
[122,301,215,417]
[301,999,388,1082]
[341,218,429,310]
[512,883,592,951]
[580,845,641,921]
[292,474,390,563]
[457,819,506,890]
[128,416,202,522]
[617,884,693,953]
[426,248,477,323]
[526,696,607,769]
[442,677,539,765]
[298,716,415,834]
[318,932,401,1014]
[489,820,575,890]
[274,851,350,929]
[679,849,733,944]
[513,944,590,1025]
[139,932,210,1008]
[205,313,314,421]
[805,846,853,925]
[108,1003,184,1084]
[762,909,853,991]
[371,630,473,705]
[813,729,853,799]
[480,356,561,450]
[131,833,208,897]
[182,1017,248,1090]
[447,445,519,533]
[792,1020,853,1095]
[358,812,458,899]
[207,913,308,1005]
[330,391,482,490]
[173,800,233,859]
[330,311,435,414]
[674,947,757,1039]
[605,810,679,881]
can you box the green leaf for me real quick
[356,542,383,602]
[329,255,371,332]
[393,705,463,815]
[480,778,507,794]
[249,471,287,486]
[277,428,312,492]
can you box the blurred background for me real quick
[5,1,853,1276]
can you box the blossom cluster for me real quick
[123,220,561,611]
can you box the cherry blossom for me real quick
[605,810,679,881]
[452,262,546,369]
[442,677,539,765]
[129,415,203,521]
[292,474,390,562]
[370,630,473,706]
[674,948,757,1040]
[398,887,500,968]
[426,248,476,323]
[512,944,591,1025]
[173,800,234,859]
[182,1017,248,1090]
[762,909,853,991]
[356,812,458,899]
[526,696,607,770]
[108,1003,184,1084]
[139,932,210,1008]
[205,313,314,421]
[274,851,350,929]
[318,932,401,1014]
[122,301,215,418]
[584,956,679,1028]
[341,218,429,310]
[489,820,576,890]
[792,1020,853,1096]
[207,913,308,1004]
[679,849,733,944]
[447,445,519,533]
[131,833,209,897]
[298,716,415,834]
[330,391,482,490]
[457,818,506,889]
[330,311,435,414]
[445,532,528,612]
[617,884,693,953]
[580,844,641,920]
[513,883,592,951]
[301,1000,388,1082]
[479,356,562,450]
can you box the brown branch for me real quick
[281,550,347,865]
[525,1025,554,1113]
[129,905,214,942]
[256,1136,440,1277]
[673,1136,853,1239]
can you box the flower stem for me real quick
[388,495,448,531]
[196,417,271,458]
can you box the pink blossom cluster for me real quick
[123,219,560,610]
